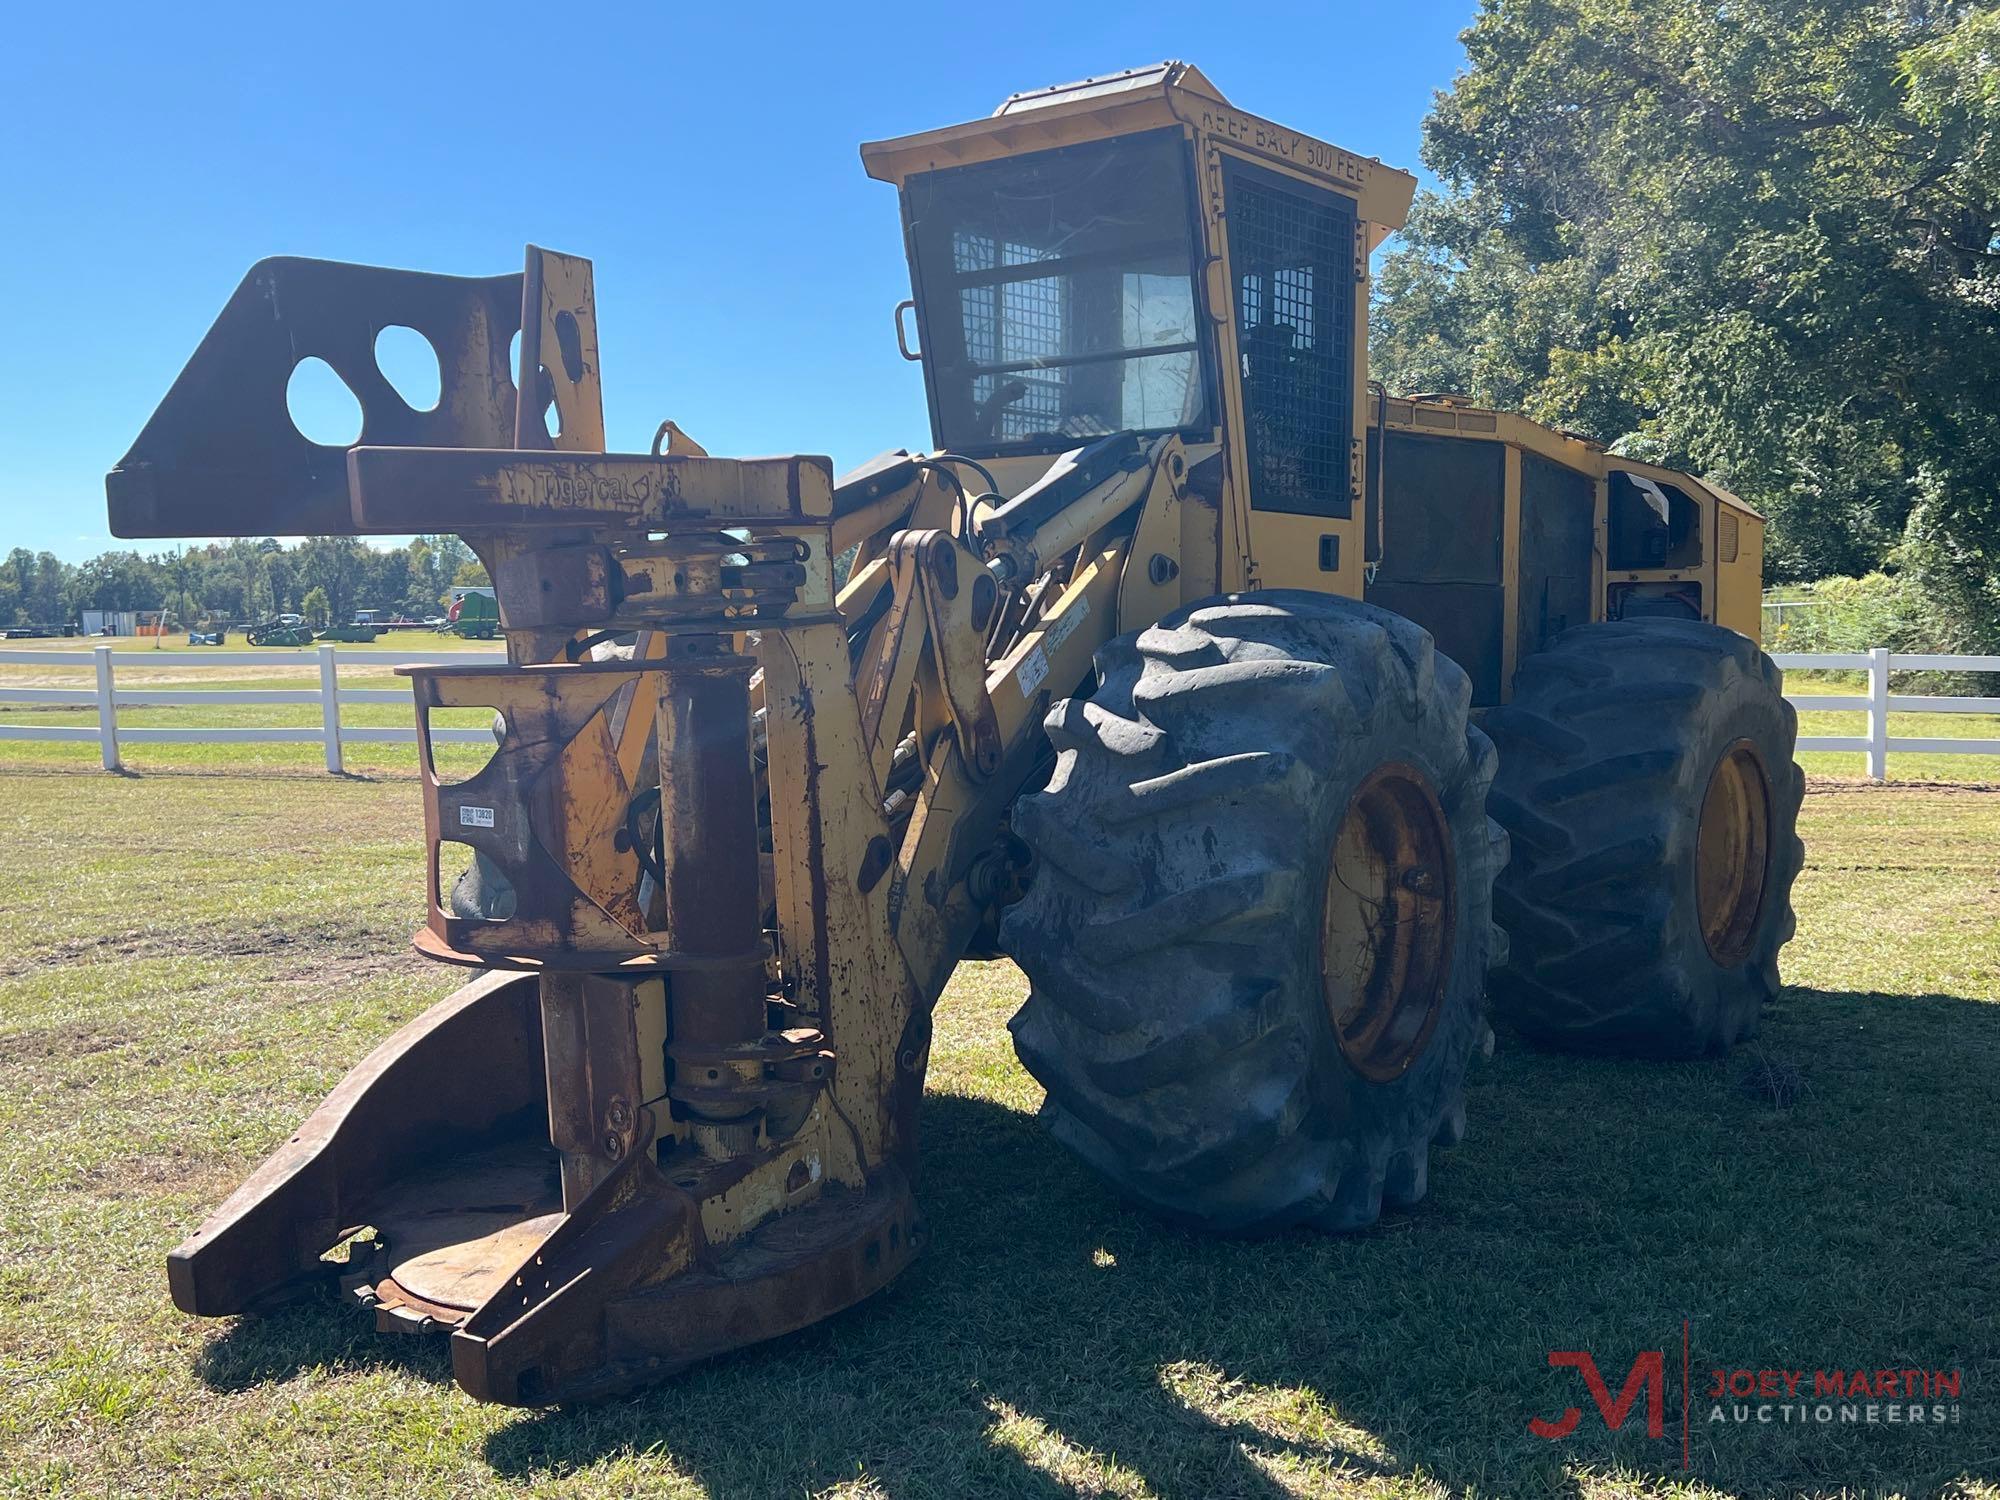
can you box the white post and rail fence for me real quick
[0,644,505,774]
[0,644,1995,783]
[1768,649,2000,781]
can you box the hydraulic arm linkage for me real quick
[108,247,1203,1403]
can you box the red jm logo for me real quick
[1530,1350,1666,1440]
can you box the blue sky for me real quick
[0,1,1476,561]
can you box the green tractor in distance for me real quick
[245,615,313,647]
[439,586,499,640]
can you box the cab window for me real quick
[903,131,1211,455]
[1608,472,1702,570]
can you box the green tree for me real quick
[157,547,211,622]
[297,536,370,623]
[0,549,30,627]
[301,586,331,629]
[74,551,166,613]
[1371,0,2000,628]
[418,535,477,611]
[361,546,413,617]
[26,552,73,627]
[226,539,283,621]
[187,545,241,621]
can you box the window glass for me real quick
[906,132,1210,452]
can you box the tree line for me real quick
[0,535,489,631]
[1372,0,2000,645]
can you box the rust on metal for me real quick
[116,231,1120,1407]
[1320,762,1456,1082]
[106,257,524,538]
[403,658,666,967]
[351,1135,563,1329]
[1697,739,1774,965]
[347,449,835,534]
[114,56,1794,1409]
[515,245,605,454]
[167,971,545,1316]
[539,973,648,1208]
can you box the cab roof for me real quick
[859,60,1417,235]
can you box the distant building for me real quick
[79,610,138,636]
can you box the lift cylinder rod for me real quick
[655,642,768,1134]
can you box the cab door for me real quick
[1212,154,1367,598]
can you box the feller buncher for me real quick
[107,62,1802,1404]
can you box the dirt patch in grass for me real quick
[1807,774,2000,796]
[0,924,337,979]
[0,1018,139,1066]
[0,919,434,977]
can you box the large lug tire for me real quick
[1000,593,1506,1234]
[1483,619,1804,1057]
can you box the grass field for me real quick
[0,769,1996,1498]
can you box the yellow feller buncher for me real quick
[108,63,1802,1404]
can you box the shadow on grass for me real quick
[195,1288,454,1391]
[197,985,2000,1497]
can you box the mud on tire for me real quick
[1000,592,1506,1233]
[1482,619,1804,1057]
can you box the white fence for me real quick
[1774,649,2000,781]
[0,643,505,773]
[2,643,1994,782]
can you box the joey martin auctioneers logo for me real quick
[1530,1326,1964,1470]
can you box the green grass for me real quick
[0,773,1996,1497]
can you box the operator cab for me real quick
[863,62,1417,599]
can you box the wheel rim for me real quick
[1321,764,1455,1082]
[1697,739,1773,967]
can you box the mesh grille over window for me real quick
[1226,162,1357,517]
[952,233,1066,441]
[904,130,1211,454]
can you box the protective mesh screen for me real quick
[1227,164,1356,517]
[953,233,1065,441]
[904,130,1208,453]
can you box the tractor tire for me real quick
[1482,619,1803,1057]
[1000,592,1506,1234]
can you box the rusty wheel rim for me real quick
[1697,739,1773,967]
[1321,763,1455,1082]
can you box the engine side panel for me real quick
[1364,431,1505,704]
[1517,453,1597,659]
